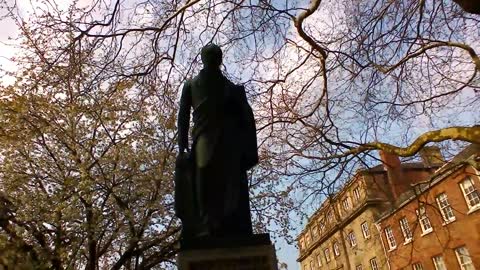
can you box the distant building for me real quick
[376,145,480,270]
[296,147,444,270]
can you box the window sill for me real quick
[421,229,433,236]
[388,247,397,252]
[442,218,456,226]
[403,239,413,245]
[467,205,480,215]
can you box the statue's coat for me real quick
[175,67,258,238]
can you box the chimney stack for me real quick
[379,150,403,201]
[419,146,444,167]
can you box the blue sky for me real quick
[0,2,303,268]
[2,1,478,269]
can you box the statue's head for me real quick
[201,44,222,69]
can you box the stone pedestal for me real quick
[177,233,278,270]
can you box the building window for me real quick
[312,226,318,239]
[305,232,311,245]
[316,254,322,267]
[310,260,315,270]
[320,219,326,231]
[348,231,357,247]
[356,265,363,270]
[370,257,379,270]
[460,177,480,210]
[455,246,475,270]
[324,248,331,262]
[436,193,456,223]
[399,217,413,243]
[416,206,433,234]
[353,187,361,201]
[412,263,423,270]
[327,211,334,223]
[333,241,341,256]
[361,221,370,239]
[304,263,310,270]
[343,197,351,210]
[384,226,396,250]
[432,255,447,270]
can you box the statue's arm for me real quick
[238,85,259,169]
[178,80,192,153]
[238,85,254,124]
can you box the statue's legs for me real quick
[194,130,253,237]
[195,156,226,236]
[221,170,253,235]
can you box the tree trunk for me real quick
[85,203,97,270]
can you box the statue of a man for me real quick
[175,44,258,240]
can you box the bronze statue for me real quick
[175,44,258,241]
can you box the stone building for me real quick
[376,145,480,270]
[296,147,443,270]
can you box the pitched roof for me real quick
[376,144,480,222]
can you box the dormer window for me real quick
[353,187,361,201]
[343,198,351,211]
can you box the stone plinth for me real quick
[177,234,278,270]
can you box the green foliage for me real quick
[0,19,179,269]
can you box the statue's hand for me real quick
[179,146,189,154]
[175,148,191,174]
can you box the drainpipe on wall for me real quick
[330,197,352,270]
[374,223,391,270]
[339,227,352,270]
[472,160,480,174]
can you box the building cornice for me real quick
[296,172,370,241]
[296,163,438,241]
[297,198,386,262]
[375,158,477,224]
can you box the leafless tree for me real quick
[0,0,479,266]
